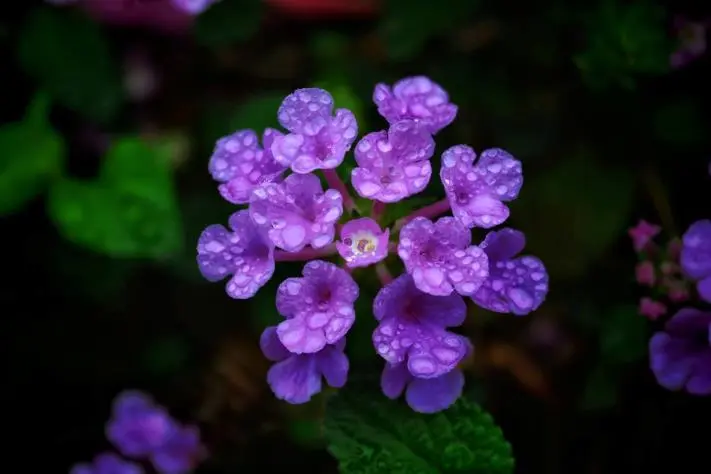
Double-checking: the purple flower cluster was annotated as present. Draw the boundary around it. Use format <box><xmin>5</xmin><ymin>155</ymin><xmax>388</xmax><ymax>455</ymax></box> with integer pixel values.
<box><xmin>70</xmin><ymin>391</ymin><xmax>204</xmax><ymax>474</ymax></box>
<box><xmin>643</xmin><ymin>166</ymin><xmax>711</xmax><ymax>396</ymax></box>
<box><xmin>198</xmin><ymin>76</ymin><xmax>549</xmax><ymax>413</ymax></box>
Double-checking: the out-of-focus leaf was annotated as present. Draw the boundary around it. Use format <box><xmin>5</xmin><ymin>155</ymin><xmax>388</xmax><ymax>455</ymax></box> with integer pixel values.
<box><xmin>309</xmin><ymin>31</ymin><xmax>349</xmax><ymax>63</ymax></box>
<box><xmin>202</xmin><ymin>93</ymin><xmax>286</xmax><ymax>148</ymax></box>
<box><xmin>510</xmin><ymin>150</ymin><xmax>635</xmax><ymax>278</ymax></box>
<box><xmin>325</xmin><ymin>380</ymin><xmax>515</xmax><ymax>473</ymax></box>
<box><xmin>143</xmin><ymin>336</ymin><xmax>189</xmax><ymax>376</ymax></box>
<box><xmin>48</xmin><ymin>137</ymin><xmax>182</xmax><ymax>259</ymax></box>
<box><xmin>194</xmin><ymin>0</ymin><xmax>262</xmax><ymax>47</ymax></box>
<box><xmin>599</xmin><ymin>305</ymin><xmax>648</xmax><ymax>365</ymax></box>
<box><xmin>288</xmin><ymin>418</ymin><xmax>325</xmax><ymax>449</ymax></box>
<box><xmin>380</xmin><ymin>0</ymin><xmax>479</xmax><ymax>61</ymax></box>
<box><xmin>653</xmin><ymin>99</ymin><xmax>706</xmax><ymax>147</ymax></box>
<box><xmin>17</xmin><ymin>7</ymin><xmax>123</xmax><ymax>122</ymax></box>
<box><xmin>580</xmin><ymin>364</ymin><xmax>618</xmax><ymax>411</ymax></box>
<box><xmin>0</xmin><ymin>94</ymin><xmax>64</xmax><ymax>216</ymax></box>
<box><xmin>574</xmin><ymin>1</ymin><xmax>671</xmax><ymax>90</ymax></box>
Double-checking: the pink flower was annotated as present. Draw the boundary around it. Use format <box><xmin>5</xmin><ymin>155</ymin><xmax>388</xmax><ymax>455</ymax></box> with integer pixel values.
<box><xmin>638</xmin><ymin>297</ymin><xmax>667</xmax><ymax>320</ymax></box>
<box><xmin>635</xmin><ymin>261</ymin><xmax>656</xmax><ymax>286</ymax></box>
<box><xmin>81</xmin><ymin>0</ymin><xmax>193</xmax><ymax>35</ymax></box>
<box><xmin>670</xmin><ymin>16</ymin><xmax>708</xmax><ymax>69</ymax></box>
<box><xmin>628</xmin><ymin>220</ymin><xmax>661</xmax><ymax>252</ymax></box>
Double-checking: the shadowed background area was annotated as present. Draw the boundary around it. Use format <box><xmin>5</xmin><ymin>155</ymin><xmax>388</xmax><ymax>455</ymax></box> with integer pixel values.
<box><xmin>1</xmin><ymin>0</ymin><xmax>710</xmax><ymax>472</ymax></box>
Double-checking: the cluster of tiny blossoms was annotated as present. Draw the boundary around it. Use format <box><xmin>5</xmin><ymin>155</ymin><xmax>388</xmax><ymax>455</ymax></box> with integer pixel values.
<box><xmin>71</xmin><ymin>391</ymin><xmax>204</xmax><ymax>474</ymax></box>
<box><xmin>197</xmin><ymin>76</ymin><xmax>550</xmax><ymax>413</ymax></box>
<box><xmin>634</xmin><ymin>165</ymin><xmax>711</xmax><ymax>396</ymax></box>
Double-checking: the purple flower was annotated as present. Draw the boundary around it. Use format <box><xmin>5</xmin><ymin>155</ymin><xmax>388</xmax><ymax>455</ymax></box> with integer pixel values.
<box><xmin>276</xmin><ymin>260</ymin><xmax>359</xmax><ymax>354</ymax></box>
<box><xmin>398</xmin><ymin>216</ymin><xmax>489</xmax><ymax>296</ymax></box>
<box><xmin>336</xmin><ymin>217</ymin><xmax>389</xmax><ymax>268</ymax></box>
<box><xmin>372</xmin><ymin>273</ymin><xmax>470</xmax><ymax>379</ymax></box>
<box><xmin>249</xmin><ymin>173</ymin><xmax>343</xmax><ymax>252</ymax></box>
<box><xmin>440</xmin><ymin>145</ymin><xmax>523</xmax><ymax>229</ymax></box>
<box><xmin>350</xmin><ymin>120</ymin><xmax>434</xmax><ymax>202</ymax></box>
<box><xmin>381</xmin><ymin>363</ymin><xmax>466</xmax><ymax>414</ymax></box>
<box><xmin>649</xmin><ymin>307</ymin><xmax>711</xmax><ymax>395</ymax></box>
<box><xmin>208</xmin><ymin>129</ymin><xmax>286</xmax><ymax>204</ymax></box>
<box><xmin>270</xmin><ymin>88</ymin><xmax>358</xmax><ymax>173</ymax></box>
<box><xmin>106</xmin><ymin>391</ymin><xmax>176</xmax><ymax>458</ymax></box>
<box><xmin>170</xmin><ymin>0</ymin><xmax>217</xmax><ymax>15</ymax></box>
<box><xmin>197</xmin><ymin>210</ymin><xmax>275</xmax><ymax>299</ymax></box>
<box><xmin>373</xmin><ymin>76</ymin><xmax>457</xmax><ymax>134</ymax></box>
<box><xmin>150</xmin><ymin>425</ymin><xmax>204</xmax><ymax>474</ymax></box>
<box><xmin>680</xmin><ymin>219</ymin><xmax>711</xmax><ymax>303</ymax></box>
<box><xmin>260</xmin><ymin>326</ymin><xmax>349</xmax><ymax>404</ymax></box>
<box><xmin>471</xmin><ymin>228</ymin><xmax>548</xmax><ymax>316</ymax></box>
<box><xmin>70</xmin><ymin>453</ymin><xmax>143</xmax><ymax>474</ymax></box>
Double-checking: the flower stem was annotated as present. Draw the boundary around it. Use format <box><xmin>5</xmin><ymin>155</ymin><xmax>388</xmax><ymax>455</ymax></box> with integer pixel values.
<box><xmin>275</xmin><ymin>244</ymin><xmax>337</xmax><ymax>262</ymax></box>
<box><xmin>322</xmin><ymin>169</ymin><xmax>356</xmax><ymax>213</ymax></box>
<box><xmin>375</xmin><ymin>263</ymin><xmax>393</xmax><ymax>285</ymax></box>
<box><xmin>394</xmin><ymin>198</ymin><xmax>450</xmax><ymax>231</ymax></box>
<box><xmin>371</xmin><ymin>201</ymin><xmax>386</xmax><ymax>222</ymax></box>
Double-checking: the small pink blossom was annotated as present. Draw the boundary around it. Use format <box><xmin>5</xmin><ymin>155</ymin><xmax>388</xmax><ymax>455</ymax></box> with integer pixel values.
<box><xmin>638</xmin><ymin>297</ymin><xmax>667</xmax><ymax>320</ymax></box>
<box><xmin>670</xmin><ymin>16</ymin><xmax>708</xmax><ymax>69</ymax></box>
<box><xmin>628</xmin><ymin>220</ymin><xmax>661</xmax><ymax>252</ymax></box>
<box><xmin>665</xmin><ymin>279</ymin><xmax>690</xmax><ymax>303</ymax></box>
<box><xmin>635</xmin><ymin>261</ymin><xmax>656</xmax><ymax>286</ymax></box>
<box><xmin>666</xmin><ymin>237</ymin><xmax>683</xmax><ymax>262</ymax></box>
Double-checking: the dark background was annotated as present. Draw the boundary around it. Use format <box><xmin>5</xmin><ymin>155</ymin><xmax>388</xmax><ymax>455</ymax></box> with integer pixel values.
<box><xmin>1</xmin><ymin>0</ymin><xmax>710</xmax><ymax>472</ymax></box>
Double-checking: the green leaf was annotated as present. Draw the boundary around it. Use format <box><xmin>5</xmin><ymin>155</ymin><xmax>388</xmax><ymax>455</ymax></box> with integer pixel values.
<box><xmin>599</xmin><ymin>305</ymin><xmax>648</xmax><ymax>365</ymax></box>
<box><xmin>202</xmin><ymin>93</ymin><xmax>285</xmax><ymax>148</ymax></box>
<box><xmin>509</xmin><ymin>151</ymin><xmax>635</xmax><ymax>278</ymax></box>
<box><xmin>653</xmin><ymin>99</ymin><xmax>706</xmax><ymax>147</ymax></box>
<box><xmin>48</xmin><ymin>137</ymin><xmax>182</xmax><ymax>259</ymax></box>
<box><xmin>380</xmin><ymin>0</ymin><xmax>479</xmax><ymax>61</ymax></box>
<box><xmin>574</xmin><ymin>1</ymin><xmax>671</xmax><ymax>90</ymax></box>
<box><xmin>325</xmin><ymin>381</ymin><xmax>514</xmax><ymax>474</ymax></box>
<box><xmin>17</xmin><ymin>7</ymin><xmax>123</xmax><ymax>122</ymax></box>
<box><xmin>0</xmin><ymin>95</ymin><xmax>64</xmax><ymax>216</ymax></box>
<box><xmin>288</xmin><ymin>418</ymin><xmax>325</xmax><ymax>449</ymax></box>
<box><xmin>194</xmin><ymin>0</ymin><xmax>262</xmax><ymax>47</ymax></box>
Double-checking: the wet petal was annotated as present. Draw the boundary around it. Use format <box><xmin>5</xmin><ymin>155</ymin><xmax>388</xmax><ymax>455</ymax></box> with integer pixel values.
<box><xmin>277</xmin><ymin>88</ymin><xmax>334</xmax><ymax>134</ymax></box>
<box><xmin>441</xmin><ymin>145</ymin><xmax>523</xmax><ymax>229</ymax></box>
<box><xmin>267</xmin><ymin>355</ymin><xmax>322</xmax><ymax>404</ymax></box>
<box><xmin>336</xmin><ymin>217</ymin><xmax>389</xmax><ymax>268</ymax></box>
<box><xmin>373</xmin><ymin>76</ymin><xmax>458</xmax><ymax>134</ymax></box>
<box><xmin>405</xmin><ymin>369</ymin><xmax>465</xmax><ymax>414</ymax></box>
<box><xmin>381</xmin><ymin>363</ymin><xmax>411</xmax><ymax>399</ymax></box>
<box><xmin>276</xmin><ymin>261</ymin><xmax>358</xmax><ymax>352</ymax></box>
<box><xmin>398</xmin><ymin>217</ymin><xmax>488</xmax><ymax>296</ymax></box>
<box><xmin>259</xmin><ymin>326</ymin><xmax>291</xmax><ymax>362</ymax></box>
<box><xmin>249</xmin><ymin>174</ymin><xmax>342</xmax><ymax>251</ymax></box>
<box><xmin>472</xmin><ymin>255</ymin><xmax>549</xmax><ymax>315</ymax></box>
<box><xmin>209</xmin><ymin>129</ymin><xmax>286</xmax><ymax>204</ymax></box>
<box><xmin>197</xmin><ymin>210</ymin><xmax>275</xmax><ymax>299</ymax></box>
<box><xmin>681</xmin><ymin>219</ymin><xmax>711</xmax><ymax>280</ymax></box>
<box><xmin>480</xmin><ymin>227</ymin><xmax>526</xmax><ymax>262</ymax></box>
<box><xmin>315</xmin><ymin>343</ymin><xmax>350</xmax><ymax>388</ymax></box>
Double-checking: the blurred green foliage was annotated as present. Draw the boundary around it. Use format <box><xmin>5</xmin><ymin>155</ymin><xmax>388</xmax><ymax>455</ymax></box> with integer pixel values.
<box><xmin>194</xmin><ymin>0</ymin><xmax>263</xmax><ymax>47</ymax></box>
<box><xmin>0</xmin><ymin>93</ymin><xmax>63</xmax><ymax>216</ymax></box>
<box><xmin>48</xmin><ymin>137</ymin><xmax>182</xmax><ymax>259</ymax></box>
<box><xmin>326</xmin><ymin>381</ymin><xmax>514</xmax><ymax>473</ymax></box>
<box><xmin>574</xmin><ymin>0</ymin><xmax>672</xmax><ymax>89</ymax></box>
<box><xmin>18</xmin><ymin>7</ymin><xmax>124</xmax><ymax>122</ymax></box>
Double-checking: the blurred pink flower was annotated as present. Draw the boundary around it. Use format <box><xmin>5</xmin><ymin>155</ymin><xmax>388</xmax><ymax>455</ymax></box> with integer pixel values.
<box><xmin>635</xmin><ymin>260</ymin><xmax>656</xmax><ymax>286</ymax></box>
<box><xmin>639</xmin><ymin>297</ymin><xmax>667</xmax><ymax>320</ymax></box>
<box><xmin>81</xmin><ymin>0</ymin><xmax>193</xmax><ymax>34</ymax></box>
<box><xmin>670</xmin><ymin>16</ymin><xmax>708</xmax><ymax>69</ymax></box>
<box><xmin>629</xmin><ymin>220</ymin><xmax>661</xmax><ymax>252</ymax></box>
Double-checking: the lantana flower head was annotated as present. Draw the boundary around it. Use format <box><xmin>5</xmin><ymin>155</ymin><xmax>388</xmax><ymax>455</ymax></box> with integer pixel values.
<box><xmin>70</xmin><ymin>453</ymin><xmax>143</xmax><ymax>474</ymax></box>
<box><xmin>198</xmin><ymin>77</ymin><xmax>549</xmax><ymax>412</ymax></box>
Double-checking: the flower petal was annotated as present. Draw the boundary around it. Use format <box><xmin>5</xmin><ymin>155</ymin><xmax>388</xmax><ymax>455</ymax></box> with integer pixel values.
<box><xmin>380</xmin><ymin>363</ymin><xmax>410</xmax><ymax>399</ymax></box>
<box><xmin>472</xmin><ymin>255</ymin><xmax>548</xmax><ymax>315</ymax></box>
<box><xmin>405</xmin><ymin>369</ymin><xmax>465</xmax><ymax>413</ymax></box>
<box><xmin>315</xmin><ymin>343</ymin><xmax>350</xmax><ymax>388</ymax></box>
<box><xmin>277</xmin><ymin>88</ymin><xmax>334</xmax><ymax>134</ymax></box>
<box><xmin>259</xmin><ymin>326</ymin><xmax>291</xmax><ymax>362</ymax></box>
<box><xmin>681</xmin><ymin>219</ymin><xmax>711</xmax><ymax>280</ymax></box>
<box><xmin>267</xmin><ymin>355</ymin><xmax>322</xmax><ymax>404</ymax></box>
